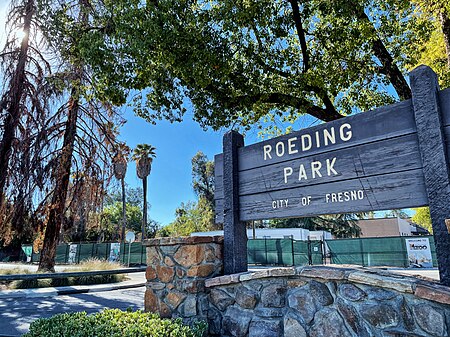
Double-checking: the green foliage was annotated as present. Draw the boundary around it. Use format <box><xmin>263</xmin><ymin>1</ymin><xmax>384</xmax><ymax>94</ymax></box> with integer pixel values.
<box><xmin>411</xmin><ymin>207</ymin><xmax>433</xmax><ymax>234</ymax></box>
<box><xmin>131</xmin><ymin>144</ymin><xmax>157</xmax><ymax>162</ymax></box>
<box><xmin>405</xmin><ymin>1</ymin><xmax>450</xmax><ymax>88</ymax></box>
<box><xmin>271</xmin><ymin>214</ymin><xmax>362</xmax><ymax>238</ymax></box>
<box><xmin>76</xmin><ymin>0</ymin><xmax>424</xmax><ymax>131</ymax></box>
<box><xmin>158</xmin><ymin>198</ymin><xmax>215</xmax><ymax>237</ymax></box>
<box><xmin>23</xmin><ymin>309</ymin><xmax>207</xmax><ymax>337</ymax></box>
<box><xmin>191</xmin><ymin>152</ymin><xmax>215</xmax><ymax>209</ymax></box>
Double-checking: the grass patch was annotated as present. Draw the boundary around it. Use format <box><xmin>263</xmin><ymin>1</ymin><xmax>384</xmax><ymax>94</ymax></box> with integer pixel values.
<box><xmin>8</xmin><ymin>259</ymin><xmax>127</xmax><ymax>289</ymax></box>
<box><xmin>23</xmin><ymin>309</ymin><xmax>207</xmax><ymax>337</ymax></box>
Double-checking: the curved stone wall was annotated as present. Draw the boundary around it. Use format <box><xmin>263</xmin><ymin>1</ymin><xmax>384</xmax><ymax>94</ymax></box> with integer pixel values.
<box><xmin>205</xmin><ymin>266</ymin><xmax>450</xmax><ymax>337</ymax></box>
<box><xmin>144</xmin><ymin>237</ymin><xmax>450</xmax><ymax>337</ymax></box>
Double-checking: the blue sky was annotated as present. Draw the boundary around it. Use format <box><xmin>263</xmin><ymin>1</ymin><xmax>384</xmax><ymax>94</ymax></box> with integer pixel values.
<box><xmin>0</xmin><ymin>2</ymin><xmax>411</xmax><ymax>226</ymax></box>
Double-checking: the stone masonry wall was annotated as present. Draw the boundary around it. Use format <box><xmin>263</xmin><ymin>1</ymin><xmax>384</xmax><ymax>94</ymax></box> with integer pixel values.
<box><xmin>205</xmin><ymin>266</ymin><xmax>450</xmax><ymax>337</ymax></box>
<box><xmin>145</xmin><ymin>237</ymin><xmax>450</xmax><ymax>337</ymax></box>
<box><xmin>144</xmin><ymin>236</ymin><xmax>223</xmax><ymax>324</ymax></box>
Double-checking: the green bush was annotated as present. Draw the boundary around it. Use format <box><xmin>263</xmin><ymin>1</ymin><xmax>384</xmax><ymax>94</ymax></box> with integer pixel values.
<box><xmin>23</xmin><ymin>309</ymin><xmax>207</xmax><ymax>337</ymax></box>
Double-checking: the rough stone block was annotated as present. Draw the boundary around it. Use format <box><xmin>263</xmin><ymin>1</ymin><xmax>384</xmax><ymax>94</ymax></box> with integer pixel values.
<box><xmin>209</xmin><ymin>288</ymin><xmax>235</xmax><ymax>311</ymax></box>
<box><xmin>336</xmin><ymin>298</ymin><xmax>370</xmax><ymax>337</ymax></box>
<box><xmin>268</xmin><ymin>267</ymin><xmax>296</xmax><ymax>277</ymax></box>
<box><xmin>284</xmin><ymin>314</ymin><xmax>307</xmax><ymax>337</ymax></box>
<box><xmin>415</xmin><ymin>283</ymin><xmax>450</xmax><ymax>305</ymax></box>
<box><xmin>145</xmin><ymin>289</ymin><xmax>159</xmax><ymax>313</ymax></box>
<box><xmin>412</xmin><ymin>303</ymin><xmax>447</xmax><ymax>336</ymax></box>
<box><xmin>147</xmin><ymin>282</ymin><xmax>165</xmax><ymax>290</ymax></box>
<box><xmin>146</xmin><ymin>246</ymin><xmax>162</xmax><ymax>265</ymax></box>
<box><xmin>187</xmin><ymin>263</ymin><xmax>216</xmax><ymax>278</ymax></box>
<box><xmin>261</xmin><ymin>284</ymin><xmax>287</xmax><ymax>308</ymax></box>
<box><xmin>310</xmin><ymin>308</ymin><xmax>353</xmax><ymax>337</ymax></box>
<box><xmin>146</xmin><ymin>266</ymin><xmax>157</xmax><ymax>281</ymax></box>
<box><xmin>173</xmin><ymin>245</ymin><xmax>205</xmax><ymax>267</ymax></box>
<box><xmin>249</xmin><ymin>319</ymin><xmax>283</xmax><ymax>337</ymax></box>
<box><xmin>297</xmin><ymin>266</ymin><xmax>348</xmax><ymax>281</ymax></box>
<box><xmin>156</xmin><ymin>265</ymin><xmax>175</xmax><ymax>283</ymax></box>
<box><xmin>360</xmin><ymin>303</ymin><xmax>399</xmax><ymax>329</ymax></box>
<box><xmin>222</xmin><ymin>306</ymin><xmax>252</xmax><ymax>337</ymax></box>
<box><xmin>348</xmin><ymin>271</ymin><xmax>414</xmax><ymax>293</ymax></box>
<box><xmin>235</xmin><ymin>286</ymin><xmax>258</xmax><ymax>309</ymax></box>
<box><xmin>166</xmin><ymin>290</ymin><xmax>187</xmax><ymax>309</ymax></box>
<box><xmin>338</xmin><ymin>283</ymin><xmax>366</xmax><ymax>302</ymax></box>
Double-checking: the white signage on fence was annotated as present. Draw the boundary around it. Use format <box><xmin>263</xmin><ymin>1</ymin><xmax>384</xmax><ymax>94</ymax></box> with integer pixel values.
<box><xmin>108</xmin><ymin>243</ymin><xmax>121</xmax><ymax>262</ymax></box>
<box><xmin>68</xmin><ymin>244</ymin><xmax>78</xmax><ymax>264</ymax></box>
<box><xmin>405</xmin><ymin>238</ymin><xmax>433</xmax><ymax>268</ymax></box>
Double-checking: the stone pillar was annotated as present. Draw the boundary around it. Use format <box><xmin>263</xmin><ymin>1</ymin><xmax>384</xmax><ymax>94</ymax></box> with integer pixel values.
<box><xmin>144</xmin><ymin>236</ymin><xmax>223</xmax><ymax>322</ymax></box>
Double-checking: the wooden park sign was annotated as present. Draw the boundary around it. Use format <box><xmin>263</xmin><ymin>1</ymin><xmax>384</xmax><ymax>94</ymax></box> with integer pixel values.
<box><xmin>214</xmin><ymin>66</ymin><xmax>450</xmax><ymax>286</ymax></box>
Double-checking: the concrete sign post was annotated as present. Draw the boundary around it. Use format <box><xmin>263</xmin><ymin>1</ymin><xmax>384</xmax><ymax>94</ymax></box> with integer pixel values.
<box><xmin>215</xmin><ymin>66</ymin><xmax>450</xmax><ymax>285</ymax></box>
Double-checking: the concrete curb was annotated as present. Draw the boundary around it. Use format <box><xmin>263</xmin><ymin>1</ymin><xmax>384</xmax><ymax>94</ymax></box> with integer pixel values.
<box><xmin>0</xmin><ymin>280</ymin><xmax>146</xmax><ymax>299</ymax></box>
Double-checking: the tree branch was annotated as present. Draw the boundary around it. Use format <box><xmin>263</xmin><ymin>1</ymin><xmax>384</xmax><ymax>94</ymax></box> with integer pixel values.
<box><xmin>352</xmin><ymin>4</ymin><xmax>411</xmax><ymax>100</ymax></box>
<box><xmin>229</xmin><ymin>92</ymin><xmax>343</xmax><ymax>121</ymax></box>
<box><xmin>288</xmin><ymin>0</ymin><xmax>309</xmax><ymax>72</ymax></box>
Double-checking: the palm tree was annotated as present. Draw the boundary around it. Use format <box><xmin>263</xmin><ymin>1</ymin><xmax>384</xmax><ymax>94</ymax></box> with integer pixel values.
<box><xmin>132</xmin><ymin>144</ymin><xmax>156</xmax><ymax>241</ymax></box>
<box><xmin>113</xmin><ymin>143</ymin><xmax>130</xmax><ymax>243</ymax></box>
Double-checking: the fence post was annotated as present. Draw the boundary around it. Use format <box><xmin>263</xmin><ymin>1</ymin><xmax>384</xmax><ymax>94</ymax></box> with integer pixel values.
<box><xmin>359</xmin><ymin>238</ymin><xmax>365</xmax><ymax>267</ymax></box>
<box><xmin>291</xmin><ymin>237</ymin><xmax>295</xmax><ymax>266</ymax></box>
<box><xmin>307</xmin><ymin>239</ymin><xmax>312</xmax><ymax>265</ymax></box>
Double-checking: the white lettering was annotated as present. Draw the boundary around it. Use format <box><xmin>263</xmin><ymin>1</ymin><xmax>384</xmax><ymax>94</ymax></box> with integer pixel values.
<box><xmin>325</xmin><ymin>189</ymin><xmax>365</xmax><ymax>203</ymax></box>
<box><xmin>340</xmin><ymin>123</ymin><xmax>352</xmax><ymax>142</ymax></box>
<box><xmin>288</xmin><ymin>137</ymin><xmax>298</xmax><ymax>155</ymax></box>
<box><xmin>284</xmin><ymin>167</ymin><xmax>293</xmax><ymax>184</ymax></box>
<box><xmin>276</xmin><ymin>142</ymin><xmax>285</xmax><ymax>157</ymax></box>
<box><xmin>301</xmin><ymin>134</ymin><xmax>312</xmax><ymax>151</ymax></box>
<box><xmin>315</xmin><ymin>131</ymin><xmax>321</xmax><ymax>148</ymax></box>
<box><xmin>323</xmin><ymin>127</ymin><xmax>336</xmax><ymax>146</ymax></box>
<box><xmin>263</xmin><ymin>145</ymin><xmax>272</xmax><ymax>160</ymax></box>
<box><xmin>326</xmin><ymin>157</ymin><xmax>338</xmax><ymax>176</ymax></box>
<box><xmin>311</xmin><ymin>161</ymin><xmax>322</xmax><ymax>179</ymax></box>
<box><xmin>298</xmin><ymin>164</ymin><xmax>308</xmax><ymax>181</ymax></box>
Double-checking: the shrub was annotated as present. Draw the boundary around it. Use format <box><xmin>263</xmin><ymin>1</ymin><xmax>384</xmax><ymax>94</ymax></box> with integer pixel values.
<box><xmin>23</xmin><ymin>309</ymin><xmax>207</xmax><ymax>337</ymax></box>
<box><xmin>11</xmin><ymin>259</ymin><xmax>126</xmax><ymax>289</ymax></box>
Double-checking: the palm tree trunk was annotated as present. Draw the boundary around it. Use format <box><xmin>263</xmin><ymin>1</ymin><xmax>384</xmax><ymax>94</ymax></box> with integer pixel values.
<box><xmin>38</xmin><ymin>92</ymin><xmax>79</xmax><ymax>272</ymax></box>
<box><xmin>142</xmin><ymin>176</ymin><xmax>147</xmax><ymax>241</ymax></box>
<box><xmin>121</xmin><ymin>178</ymin><xmax>126</xmax><ymax>243</ymax></box>
<box><xmin>0</xmin><ymin>0</ymin><xmax>34</xmax><ymax>209</ymax></box>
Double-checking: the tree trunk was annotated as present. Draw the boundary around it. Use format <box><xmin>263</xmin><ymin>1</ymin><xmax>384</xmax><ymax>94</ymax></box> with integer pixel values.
<box><xmin>38</xmin><ymin>93</ymin><xmax>79</xmax><ymax>272</ymax></box>
<box><xmin>351</xmin><ymin>4</ymin><xmax>411</xmax><ymax>101</ymax></box>
<box><xmin>121</xmin><ymin>178</ymin><xmax>126</xmax><ymax>243</ymax></box>
<box><xmin>0</xmin><ymin>0</ymin><xmax>34</xmax><ymax>209</ymax></box>
<box><xmin>142</xmin><ymin>176</ymin><xmax>147</xmax><ymax>241</ymax></box>
<box><xmin>440</xmin><ymin>11</ymin><xmax>450</xmax><ymax>67</ymax></box>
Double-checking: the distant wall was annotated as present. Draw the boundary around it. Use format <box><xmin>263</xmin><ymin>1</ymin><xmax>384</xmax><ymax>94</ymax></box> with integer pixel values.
<box><xmin>144</xmin><ymin>236</ymin><xmax>450</xmax><ymax>337</ymax></box>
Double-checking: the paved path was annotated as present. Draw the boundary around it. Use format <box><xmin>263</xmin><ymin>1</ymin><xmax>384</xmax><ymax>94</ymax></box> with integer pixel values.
<box><xmin>0</xmin><ymin>286</ymin><xmax>145</xmax><ymax>337</ymax></box>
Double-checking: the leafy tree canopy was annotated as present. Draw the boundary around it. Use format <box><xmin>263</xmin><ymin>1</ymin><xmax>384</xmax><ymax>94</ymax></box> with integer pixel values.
<box><xmin>158</xmin><ymin>198</ymin><xmax>215</xmax><ymax>237</ymax></box>
<box><xmin>411</xmin><ymin>207</ymin><xmax>433</xmax><ymax>234</ymax></box>
<box><xmin>191</xmin><ymin>151</ymin><xmax>214</xmax><ymax>209</ymax></box>
<box><xmin>74</xmin><ymin>0</ymin><xmax>433</xmax><ymax>132</ymax></box>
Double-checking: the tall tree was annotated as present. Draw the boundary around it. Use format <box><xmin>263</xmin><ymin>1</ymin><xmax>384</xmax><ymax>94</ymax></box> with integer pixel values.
<box><xmin>191</xmin><ymin>151</ymin><xmax>215</xmax><ymax>209</ymax></box>
<box><xmin>112</xmin><ymin>143</ymin><xmax>130</xmax><ymax>242</ymax></box>
<box><xmin>132</xmin><ymin>144</ymin><xmax>156</xmax><ymax>242</ymax></box>
<box><xmin>77</xmin><ymin>0</ymin><xmax>419</xmax><ymax>131</ymax></box>
<box><xmin>36</xmin><ymin>0</ymin><xmax>123</xmax><ymax>272</ymax></box>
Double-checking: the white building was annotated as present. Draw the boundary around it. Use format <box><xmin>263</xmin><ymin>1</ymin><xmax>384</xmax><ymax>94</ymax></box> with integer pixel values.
<box><xmin>190</xmin><ymin>228</ymin><xmax>332</xmax><ymax>241</ymax></box>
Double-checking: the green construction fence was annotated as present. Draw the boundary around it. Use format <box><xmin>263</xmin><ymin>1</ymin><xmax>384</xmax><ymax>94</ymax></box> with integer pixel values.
<box><xmin>325</xmin><ymin>236</ymin><xmax>437</xmax><ymax>267</ymax></box>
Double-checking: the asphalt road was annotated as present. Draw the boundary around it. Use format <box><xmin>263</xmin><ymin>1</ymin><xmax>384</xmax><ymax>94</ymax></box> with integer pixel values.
<box><xmin>0</xmin><ymin>286</ymin><xmax>146</xmax><ymax>337</ymax></box>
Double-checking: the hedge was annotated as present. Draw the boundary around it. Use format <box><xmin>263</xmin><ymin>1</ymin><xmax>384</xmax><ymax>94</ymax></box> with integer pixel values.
<box><xmin>23</xmin><ymin>309</ymin><xmax>207</xmax><ymax>337</ymax></box>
